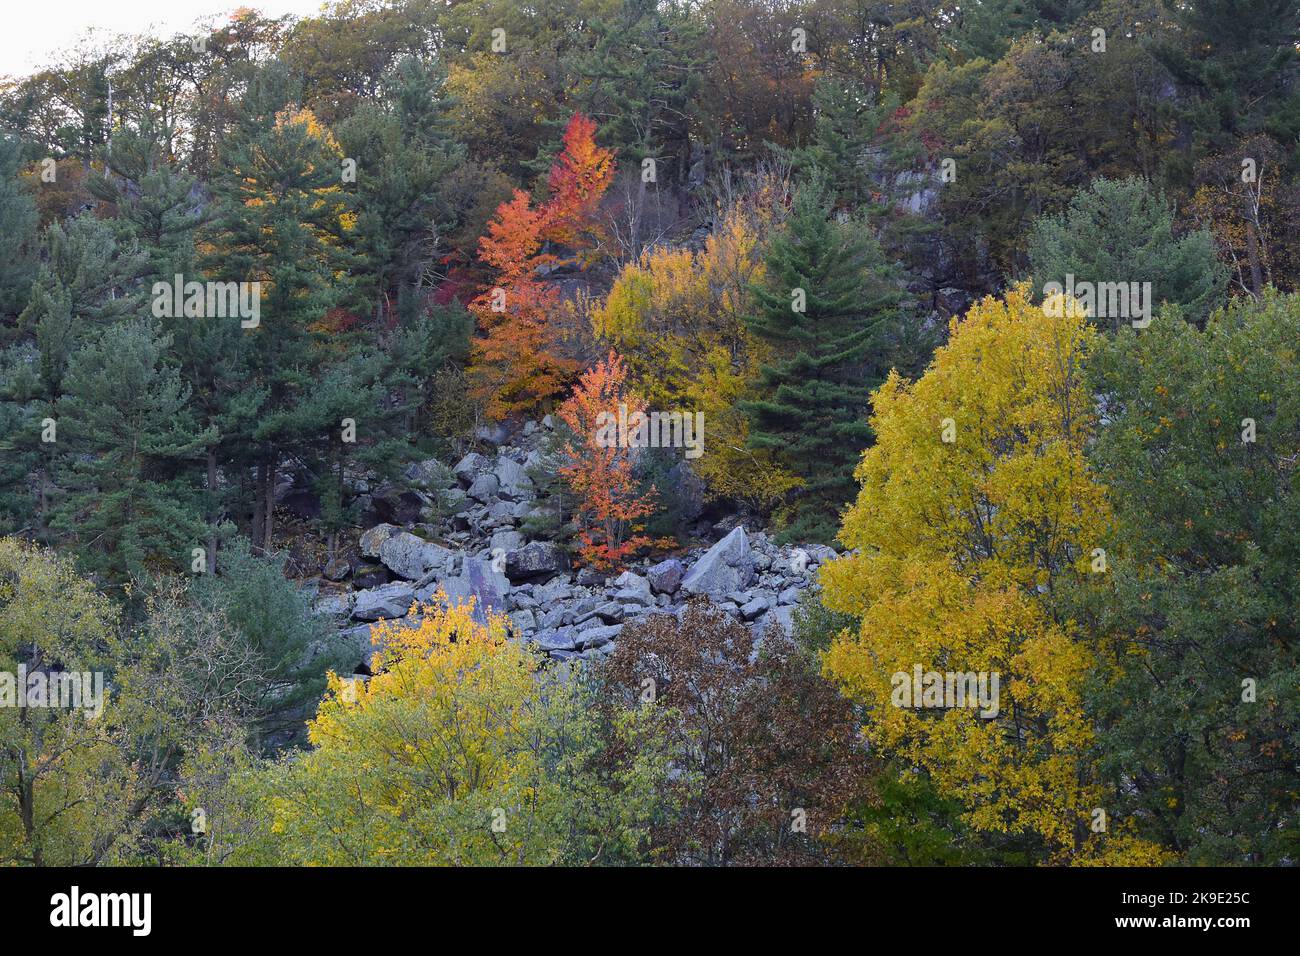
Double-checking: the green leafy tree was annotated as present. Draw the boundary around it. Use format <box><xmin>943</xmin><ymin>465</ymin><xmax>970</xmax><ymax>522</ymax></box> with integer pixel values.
<box><xmin>0</xmin><ymin>538</ymin><xmax>123</xmax><ymax>866</ymax></box>
<box><xmin>1063</xmin><ymin>293</ymin><xmax>1300</xmax><ymax>863</ymax></box>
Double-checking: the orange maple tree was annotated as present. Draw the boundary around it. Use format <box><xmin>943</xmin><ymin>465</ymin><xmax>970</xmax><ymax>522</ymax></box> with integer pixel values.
<box><xmin>469</xmin><ymin>112</ymin><xmax>615</xmax><ymax>420</ymax></box>
<box><xmin>557</xmin><ymin>351</ymin><xmax>671</xmax><ymax>570</ymax></box>
<box><xmin>545</xmin><ymin>111</ymin><xmax>615</xmax><ymax>255</ymax></box>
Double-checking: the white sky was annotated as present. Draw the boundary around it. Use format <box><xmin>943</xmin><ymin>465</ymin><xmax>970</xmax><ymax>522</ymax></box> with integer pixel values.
<box><xmin>1</xmin><ymin>1</ymin><xmax>331</xmax><ymax>79</ymax></box>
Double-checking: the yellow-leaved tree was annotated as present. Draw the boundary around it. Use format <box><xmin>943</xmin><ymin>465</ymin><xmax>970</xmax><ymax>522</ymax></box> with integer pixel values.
<box><xmin>253</xmin><ymin>592</ymin><xmax>673</xmax><ymax>865</ymax></box>
<box><xmin>820</xmin><ymin>285</ymin><xmax>1160</xmax><ymax>863</ymax></box>
<box><xmin>591</xmin><ymin>194</ymin><xmax>800</xmax><ymax>509</ymax></box>
<box><xmin>262</xmin><ymin>595</ymin><xmax>561</xmax><ymax>865</ymax></box>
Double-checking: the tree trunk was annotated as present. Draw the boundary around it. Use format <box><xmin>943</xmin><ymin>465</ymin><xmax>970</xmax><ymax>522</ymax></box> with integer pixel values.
<box><xmin>206</xmin><ymin>448</ymin><xmax>219</xmax><ymax>574</ymax></box>
<box><xmin>1245</xmin><ymin>219</ymin><xmax>1264</xmax><ymax>297</ymax></box>
<box><xmin>262</xmin><ymin>462</ymin><xmax>276</xmax><ymax>554</ymax></box>
<box><xmin>250</xmin><ymin>461</ymin><xmax>264</xmax><ymax>555</ymax></box>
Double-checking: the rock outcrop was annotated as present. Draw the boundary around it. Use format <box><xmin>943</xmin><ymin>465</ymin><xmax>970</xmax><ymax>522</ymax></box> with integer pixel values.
<box><xmin>312</xmin><ymin>421</ymin><xmax>838</xmax><ymax>671</ymax></box>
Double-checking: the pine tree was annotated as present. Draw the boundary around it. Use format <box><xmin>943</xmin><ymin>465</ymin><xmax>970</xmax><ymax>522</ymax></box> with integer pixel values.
<box><xmin>19</xmin><ymin>215</ymin><xmax>147</xmax><ymax>401</ymax></box>
<box><xmin>786</xmin><ymin>77</ymin><xmax>896</xmax><ymax>213</ymax></box>
<box><xmin>86</xmin><ymin>122</ymin><xmax>206</xmax><ymax>282</ymax></box>
<box><xmin>52</xmin><ymin>319</ymin><xmax>214</xmax><ymax>584</ymax></box>
<box><xmin>741</xmin><ymin>183</ymin><xmax>902</xmax><ymax>543</ymax></box>
<box><xmin>202</xmin><ymin>64</ymin><xmax>358</xmax><ymax>553</ymax></box>
<box><xmin>0</xmin><ymin>134</ymin><xmax>38</xmax><ymax>319</ymax></box>
<box><xmin>337</xmin><ymin>56</ymin><xmax>464</xmax><ymax>325</ymax></box>
<box><xmin>1027</xmin><ymin>176</ymin><xmax>1227</xmax><ymax>328</ymax></box>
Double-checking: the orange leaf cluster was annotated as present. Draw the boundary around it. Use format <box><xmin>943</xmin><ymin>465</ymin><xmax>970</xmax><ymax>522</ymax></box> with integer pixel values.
<box><xmin>469</xmin><ymin>113</ymin><xmax>614</xmax><ymax>420</ymax></box>
<box><xmin>557</xmin><ymin>351</ymin><xmax>670</xmax><ymax>570</ymax></box>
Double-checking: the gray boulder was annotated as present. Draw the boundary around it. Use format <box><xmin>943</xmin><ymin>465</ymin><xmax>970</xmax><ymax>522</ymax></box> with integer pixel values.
<box><xmin>759</xmin><ymin>604</ymin><xmax>796</xmax><ymax>637</ymax></box>
<box><xmin>378</xmin><ymin>532</ymin><xmax>456</xmax><ymax>581</ymax></box>
<box><xmin>404</xmin><ymin>458</ymin><xmax>451</xmax><ymax>489</ymax></box>
<box><xmin>805</xmin><ymin>544</ymin><xmax>838</xmax><ymax>564</ymax></box>
<box><xmin>680</xmin><ymin>526</ymin><xmax>754</xmax><ymax>598</ymax></box>
<box><xmin>359</xmin><ymin>523</ymin><xmax>403</xmax><ymax>559</ymax></box>
<box><xmin>352</xmin><ymin>582</ymin><xmax>416</xmax><ymax>621</ymax></box>
<box><xmin>594</xmin><ymin>602</ymin><xmax>625</xmax><ymax>624</ymax></box>
<box><xmin>453</xmin><ymin>452</ymin><xmax>489</xmax><ymax>486</ymax></box>
<box><xmin>313</xmin><ymin>592</ymin><xmax>354</xmax><ymax>617</ymax></box>
<box><xmin>466</xmin><ymin>472</ymin><xmax>500</xmax><ymax>503</ymax></box>
<box><xmin>647</xmin><ymin>557</ymin><xmax>684</xmax><ymax>595</ymax></box>
<box><xmin>494</xmin><ymin>458</ymin><xmax>534</xmax><ymax>500</ymax></box>
<box><xmin>575</xmin><ymin>624</ymin><xmax>622</xmax><ymax>650</ymax></box>
<box><xmin>612</xmin><ymin>570</ymin><xmax>654</xmax><ymax>606</ymax></box>
<box><xmin>534</xmin><ymin>576</ymin><xmax>574</xmax><ymax>604</ymax></box>
<box><xmin>490</xmin><ymin>530</ymin><xmax>525</xmax><ymax>553</ymax></box>
<box><xmin>531</xmin><ymin>629</ymin><xmax>577</xmax><ymax>653</ymax></box>
<box><xmin>506</xmin><ymin>541</ymin><xmax>570</xmax><ymax>581</ymax></box>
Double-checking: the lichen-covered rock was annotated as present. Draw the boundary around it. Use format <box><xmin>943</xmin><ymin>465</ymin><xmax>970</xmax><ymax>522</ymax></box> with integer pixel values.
<box><xmin>506</xmin><ymin>541</ymin><xmax>569</xmax><ymax>581</ymax></box>
<box><xmin>359</xmin><ymin>523</ymin><xmax>402</xmax><ymax>558</ymax></box>
<box><xmin>378</xmin><ymin>532</ymin><xmax>456</xmax><ymax>581</ymax></box>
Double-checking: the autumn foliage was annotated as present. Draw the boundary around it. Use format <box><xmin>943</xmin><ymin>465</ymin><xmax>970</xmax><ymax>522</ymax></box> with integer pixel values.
<box><xmin>469</xmin><ymin>113</ymin><xmax>615</xmax><ymax>420</ymax></box>
<box><xmin>556</xmin><ymin>350</ymin><xmax>670</xmax><ymax>569</ymax></box>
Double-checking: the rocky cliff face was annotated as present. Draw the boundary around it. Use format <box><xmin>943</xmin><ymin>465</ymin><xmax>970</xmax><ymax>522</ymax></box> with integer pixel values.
<box><xmin>309</xmin><ymin>420</ymin><xmax>838</xmax><ymax>672</ymax></box>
